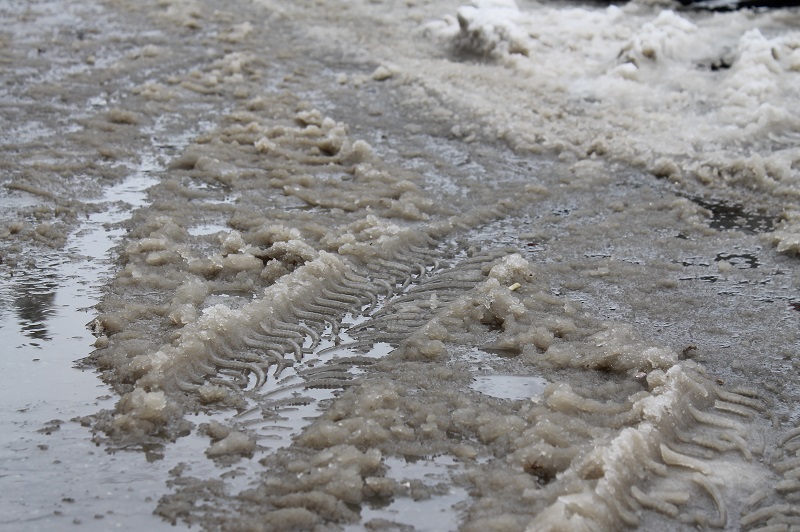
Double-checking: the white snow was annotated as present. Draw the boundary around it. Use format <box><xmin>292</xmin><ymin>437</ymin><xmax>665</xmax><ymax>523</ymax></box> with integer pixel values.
<box><xmin>425</xmin><ymin>0</ymin><xmax>800</xmax><ymax>196</ymax></box>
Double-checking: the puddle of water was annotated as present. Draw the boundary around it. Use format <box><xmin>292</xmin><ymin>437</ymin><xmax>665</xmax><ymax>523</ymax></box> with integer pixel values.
<box><xmin>715</xmin><ymin>252</ymin><xmax>759</xmax><ymax>269</ymax></box>
<box><xmin>346</xmin><ymin>455</ymin><xmax>469</xmax><ymax>531</ymax></box>
<box><xmin>470</xmin><ymin>375</ymin><xmax>549</xmax><ymax>401</ymax></box>
<box><xmin>0</xmin><ymin>122</ymin><xmax>221</xmax><ymax>529</ymax></box>
<box><xmin>691</xmin><ymin>197</ymin><xmax>775</xmax><ymax>234</ymax></box>
<box><xmin>0</xmin><ymin>189</ymin><xmax>42</xmax><ymax>216</ymax></box>
<box><xmin>188</xmin><ymin>223</ymin><xmax>229</xmax><ymax>236</ymax></box>
<box><xmin>229</xmin><ymin>324</ymin><xmax>396</xmax><ymax>454</ymax></box>
<box><xmin>457</xmin><ymin>347</ymin><xmax>549</xmax><ymax>401</ymax></box>
<box><xmin>0</xmin><ymin>165</ymin><xmax>180</xmax><ymax>531</ymax></box>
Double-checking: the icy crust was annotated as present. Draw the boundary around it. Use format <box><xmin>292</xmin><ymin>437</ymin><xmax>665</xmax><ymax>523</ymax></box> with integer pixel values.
<box><xmin>395</xmin><ymin>254</ymin><xmax>678</xmax><ymax>374</ymax></box>
<box><xmin>434</xmin><ymin>259</ymin><xmax>770</xmax><ymax>530</ymax></box>
<box><xmin>110</xmin><ymin>389</ymin><xmax>188</xmax><ymax>442</ymax></box>
<box><xmin>425</xmin><ymin>1</ymin><xmax>800</xmax><ymax>197</ymax></box>
<box><xmin>85</xmin><ymin>101</ymin><xmax>433</xmax><ymax>429</ymax></box>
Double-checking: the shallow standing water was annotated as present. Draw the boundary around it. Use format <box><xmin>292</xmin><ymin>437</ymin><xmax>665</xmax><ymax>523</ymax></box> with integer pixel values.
<box><xmin>0</xmin><ymin>168</ymin><xmax>174</xmax><ymax>530</ymax></box>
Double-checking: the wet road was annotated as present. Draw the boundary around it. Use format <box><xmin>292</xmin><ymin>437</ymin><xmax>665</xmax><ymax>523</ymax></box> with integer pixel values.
<box><xmin>2</xmin><ymin>0</ymin><xmax>800</xmax><ymax>530</ymax></box>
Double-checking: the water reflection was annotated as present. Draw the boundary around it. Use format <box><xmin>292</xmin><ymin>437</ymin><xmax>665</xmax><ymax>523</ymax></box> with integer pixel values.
<box><xmin>1</xmin><ymin>263</ymin><xmax>59</xmax><ymax>343</ymax></box>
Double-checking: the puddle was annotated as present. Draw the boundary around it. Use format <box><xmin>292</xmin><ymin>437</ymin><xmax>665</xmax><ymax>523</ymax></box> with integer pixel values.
<box><xmin>230</xmin><ymin>321</ymin><xmax>397</xmax><ymax>455</ymax></box>
<box><xmin>691</xmin><ymin>197</ymin><xmax>775</xmax><ymax>234</ymax></box>
<box><xmin>715</xmin><ymin>252</ymin><xmax>759</xmax><ymax>269</ymax></box>
<box><xmin>0</xmin><ymin>117</ymin><xmax>220</xmax><ymax>529</ymax></box>
<box><xmin>0</xmin><ymin>166</ymin><xmax>179</xmax><ymax>530</ymax></box>
<box><xmin>188</xmin><ymin>223</ymin><xmax>230</xmax><ymax>236</ymax></box>
<box><xmin>455</xmin><ymin>347</ymin><xmax>549</xmax><ymax>401</ymax></box>
<box><xmin>470</xmin><ymin>375</ymin><xmax>549</xmax><ymax>401</ymax></box>
<box><xmin>345</xmin><ymin>455</ymin><xmax>469</xmax><ymax>532</ymax></box>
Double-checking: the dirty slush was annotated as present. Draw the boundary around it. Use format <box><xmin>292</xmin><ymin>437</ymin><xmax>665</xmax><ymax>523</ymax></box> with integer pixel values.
<box><xmin>2</xmin><ymin>0</ymin><xmax>800</xmax><ymax>530</ymax></box>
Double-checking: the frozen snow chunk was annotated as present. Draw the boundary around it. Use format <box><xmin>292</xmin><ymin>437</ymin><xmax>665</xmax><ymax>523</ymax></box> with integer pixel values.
<box><xmin>476</xmin><ymin>413</ymin><xmax>526</xmax><ymax>443</ymax></box>
<box><xmin>311</xmin><ymin>445</ymin><xmax>382</xmax><ymax>472</ymax></box>
<box><xmin>769</xmin><ymin>212</ymin><xmax>800</xmax><ymax>255</ymax></box>
<box><xmin>107</xmin><ymin>108</ymin><xmax>140</xmax><ymax>125</ymax></box>
<box><xmin>173</xmin><ymin>277</ymin><xmax>210</xmax><ymax>305</ymax></box>
<box><xmin>169</xmin><ymin>303</ymin><xmax>198</xmax><ymax>326</ymax></box>
<box><xmin>220</xmin><ymin>230</ymin><xmax>246</xmax><ymax>254</ymax></box>
<box><xmin>723</xmin><ymin>29</ymin><xmax>792</xmax><ymax>108</ymax></box>
<box><xmin>203</xmin><ymin>420</ymin><xmax>230</xmax><ymax>440</ymax></box>
<box><xmin>141</xmin><ymin>44</ymin><xmax>161</xmax><ymax>58</ymax></box>
<box><xmin>421</xmin><ymin>14</ymin><xmax>460</xmax><ymax>42</ymax></box>
<box><xmin>93</xmin><ymin>335</ymin><xmax>109</xmax><ymax>349</ymax></box>
<box><xmin>481</xmin><ymin>278</ymin><xmax>526</xmax><ymax>317</ymax></box>
<box><xmin>145</xmin><ymin>250</ymin><xmax>182</xmax><ymax>266</ymax></box>
<box><xmin>254</xmin><ymin>136</ymin><xmax>277</xmax><ymax>153</ymax></box>
<box><xmin>133</xmin><ymin>82</ymin><xmax>175</xmax><ymax>102</ymax></box>
<box><xmin>266</xmin><ymin>239</ymin><xmax>319</xmax><ymax>263</ymax></box>
<box><xmin>318</xmin><ymin>123</ymin><xmax>348</xmax><ymax>154</ymax></box>
<box><xmin>320</xmin><ymin>117</ymin><xmax>337</xmax><ymax>131</ymax></box>
<box><xmin>194</xmin><ymin>156</ymin><xmax>241</xmax><ymax>184</ymax></box>
<box><xmin>197</xmin><ymin>384</ymin><xmax>230</xmax><ymax>404</ymax></box>
<box><xmin>118</xmin><ymin>389</ymin><xmax>171</xmax><ymax>421</ymax></box>
<box><xmin>323</xmin><ymin>215</ymin><xmax>406</xmax><ymax>252</ymax></box>
<box><xmin>573</xmin><ymin>324</ymin><xmax>679</xmax><ymax>372</ymax></box>
<box><xmin>207</xmin><ymin>430</ymin><xmax>255</xmax><ymax>457</ymax></box>
<box><xmin>200</xmin><ymin>303</ymin><xmax>238</xmax><ymax>324</ymax></box>
<box><xmin>417</xmin><ymin>338</ymin><xmax>446</xmax><ymax>359</ymax></box>
<box><xmin>341</xmin><ymin>139</ymin><xmax>373</xmax><ymax>165</ymax></box>
<box><xmin>487</xmin><ymin>253</ymin><xmax>534</xmax><ymax>285</ymax></box>
<box><xmin>544</xmin><ymin>324</ymin><xmax>678</xmax><ymax>372</ymax></box>
<box><xmin>126</xmin><ymin>238</ymin><xmax>168</xmax><ymax>255</ymax></box>
<box><xmin>455</xmin><ymin>0</ymin><xmax>528</xmax><ymax>57</ymax></box>
<box><xmin>640</xmin><ymin>346</ymin><xmax>677</xmax><ymax>369</ymax></box>
<box><xmin>652</xmin><ymin>158</ymin><xmax>680</xmax><ymax>180</ymax></box>
<box><xmin>221</xmin><ymin>21</ymin><xmax>253</xmax><ymax>43</ymax></box>
<box><xmin>734</xmin><ymin>29</ymin><xmax>784</xmax><ymax>77</ymax></box>
<box><xmin>617</xmin><ymin>9</ymin><xmax>697</xmax><ymax>67</ymax></box>
<box><xmin>109</xmin><ymin>387</ymin><xmax>185</xmax><ymax>439</ymax></box>
<box><xmin>772</xmin><ymin>232</ymin><xmax>800</xmax><ymax>254</ymax></box>
<box><xmin>296</xmin><ymin>109</ymin><xmax>324</xmax><ymax>127</ymax></box>
<box><xmin>187</xmin><ymin>257</ymin><xmax>224</xmax><ymax>277</ymax></box>
<box><xmin>250</xmin><ymin>224</ymin><xmax>302</xmax><ymax>246</ymax></box>
<box><xmin>609</xmin><ymin>61</ymin><xmax>639</xmax><ymax>80</ymax></box>
<box><xmin>371</xmin><ymin>65</ymin><xmax>397</xmax><ymax>81</ymax></box>
<box><xmin>222</xmin><ymin>253</ymin><xmax>262</xmax><ymax>272</ymax></box>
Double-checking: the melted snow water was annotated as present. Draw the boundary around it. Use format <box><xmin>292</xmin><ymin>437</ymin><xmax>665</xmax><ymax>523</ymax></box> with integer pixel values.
<box><xmin>345</xmin><ymin>455</ymin><xmax>470</xmax><ymax>532</ymax></box>
<box><xmin>0</xmin><ymin>169</ymin><xmax>183</xmax><ymax>530</ymax></box>
<box><xmin>471</xmin><ymin>375</ymin><xmax>549</xmax><ymax>401</ymax></box>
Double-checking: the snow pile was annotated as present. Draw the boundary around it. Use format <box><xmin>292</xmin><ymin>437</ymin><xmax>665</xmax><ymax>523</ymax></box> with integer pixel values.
<box><xmin>426</xmin><ymin>0</ymin><xmax>800</xmax><ymax>197</ymax></box>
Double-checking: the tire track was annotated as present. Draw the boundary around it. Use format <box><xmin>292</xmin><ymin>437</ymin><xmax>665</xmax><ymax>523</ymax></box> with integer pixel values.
<box><xmin>200</xmin><ymin>243</ymin><xmax>521</xmax><ymax>454</ymax></box>
<box><xmin>87</xmin><ymin>90</ymin><xmax>518</xmax><ymax>442</ymax></box>
<box><xmin>741</xmin><ymin>423</ymin><xmax>800</xmax><ymax>531</ymax></box>
<box><xmin>155</xmin><ymin>246</ymin><xmax>783</xmax><ymax>530</ymax></box>
<box><xmin>153</xmin><ymin>206</ymin><xmax>512</xmax><ymax>402</ymax></box>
